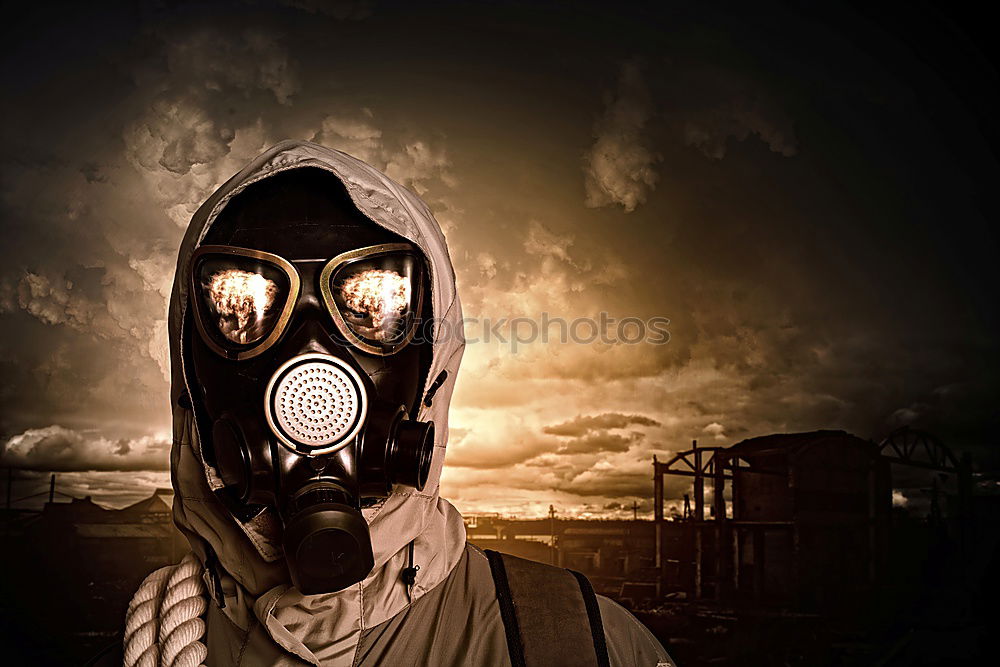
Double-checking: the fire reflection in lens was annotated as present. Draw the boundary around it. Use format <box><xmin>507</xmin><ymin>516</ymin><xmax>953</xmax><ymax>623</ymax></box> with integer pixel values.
<box><xmin>339</xmin><ymin>269</ymin><xmax>410</xmax><ymax>341</ymax></box>
<box><xmin>207</xmin><ymin>269</ymin><xmax>279</xmax><ymax>344</ymax></box>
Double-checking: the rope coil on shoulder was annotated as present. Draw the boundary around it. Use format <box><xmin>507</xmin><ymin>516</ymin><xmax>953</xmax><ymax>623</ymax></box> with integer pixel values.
<box><xmin>124</xmin><ymin>553</ymin><xmax>209</xmax><ymax>667</ymax></box>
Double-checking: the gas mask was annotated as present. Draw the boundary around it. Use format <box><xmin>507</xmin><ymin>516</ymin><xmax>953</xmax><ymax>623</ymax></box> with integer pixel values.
<box><xmin>184</xmin><ymin>168</ymin><xmax>434</xmax><ymax>594</ymax></box>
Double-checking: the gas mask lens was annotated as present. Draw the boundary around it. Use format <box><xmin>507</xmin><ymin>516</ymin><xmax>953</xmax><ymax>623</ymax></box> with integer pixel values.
<box><xmin>321</xmin><ymin>245</ymin><xmax>425</xmax><ymax>355</ymax></box>
<box><xmin>190</xmin><ymin>243</ymin><xmax>423</xmax><ymax>359</ymax></box>
<box><xmin>190</xmin><ymin>247</ymin><xmax>298</xmax><ymax>360</ymax></box>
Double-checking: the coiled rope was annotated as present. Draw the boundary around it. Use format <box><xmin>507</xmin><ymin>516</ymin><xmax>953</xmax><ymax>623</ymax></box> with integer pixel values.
<box><xmin>124</xmin><ymin>553</ymin><xmax>209</xmax><ymax>667</ymax></box>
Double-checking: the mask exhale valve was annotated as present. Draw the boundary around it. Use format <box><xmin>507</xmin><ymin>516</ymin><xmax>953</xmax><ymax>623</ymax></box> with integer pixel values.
<box><xmin>265</xmin><ymin>354</ymin><xmax>369</xmax><ymax>456</ymax></box>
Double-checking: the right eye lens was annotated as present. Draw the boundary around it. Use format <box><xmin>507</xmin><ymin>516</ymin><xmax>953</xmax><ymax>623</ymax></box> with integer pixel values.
<box><xmin>206</xmin><ymin>268</ymin><xmax>280</xmax><ymax>344</ymax></box>
<box><xmin>194</xmin><ymin>254</ymin><xmax>291</xmax><ymax>350</ymax></box>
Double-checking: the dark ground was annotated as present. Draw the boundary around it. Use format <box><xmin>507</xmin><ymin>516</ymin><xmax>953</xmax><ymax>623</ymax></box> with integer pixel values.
<box><xmin>2</xmin><ymin>509</ymin><xmax>998</xmax><ymax>665</ymax></box>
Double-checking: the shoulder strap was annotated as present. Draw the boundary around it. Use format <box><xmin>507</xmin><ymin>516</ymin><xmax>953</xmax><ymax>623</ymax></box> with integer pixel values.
<box><xmin>485</xmin><ymin>549</ymin><xmax>610</xmax><ymax>667</ymax></box>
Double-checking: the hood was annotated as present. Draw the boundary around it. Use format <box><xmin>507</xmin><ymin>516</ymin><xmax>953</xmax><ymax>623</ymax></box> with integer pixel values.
<box><xmin>166</xmin><ymin>140</ymin><xmax>466</xmax><ymax>663</ymax></box>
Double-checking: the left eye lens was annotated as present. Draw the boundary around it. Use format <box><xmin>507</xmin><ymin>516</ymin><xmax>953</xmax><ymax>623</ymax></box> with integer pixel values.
<box><xmin>194</xmin><ymin>254</ymin><xmax>291</xmax><ymax>350</ymax></box>
<box><xmin>327</xmin><ymin>252</ymin><xmax>423</xmax><ymax>353</ymax></box>
<box><xmin>338</xmin><ymin>269</ymin><xmax>412</xmax><ymax>342</ymax></box>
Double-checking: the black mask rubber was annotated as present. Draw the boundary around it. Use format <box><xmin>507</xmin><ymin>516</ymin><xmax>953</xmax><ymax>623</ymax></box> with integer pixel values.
<box><xmin>186</xmin><ymin>167</ymin><xmax>434</xmax><ymax>594</ymax></box>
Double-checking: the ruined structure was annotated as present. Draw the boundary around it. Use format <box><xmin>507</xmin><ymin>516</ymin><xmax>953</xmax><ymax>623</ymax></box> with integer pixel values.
<box><xmin>653</xmin><ymin>428</ymin><xmax>974</xmax><ymax>612</ymax></box>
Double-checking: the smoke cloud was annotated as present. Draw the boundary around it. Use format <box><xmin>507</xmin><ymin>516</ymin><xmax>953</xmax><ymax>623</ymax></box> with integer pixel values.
<box><xmin>583</xmin><ymin>60</ymin><xmax>660</xmax><ymax>212</ymax></box>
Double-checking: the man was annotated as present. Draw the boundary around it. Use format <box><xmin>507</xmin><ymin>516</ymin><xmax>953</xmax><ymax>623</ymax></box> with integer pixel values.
<box><xmin>119</xmin><ymin>141</ymin><xmax>674</xmax><ymax>666</ymax></box>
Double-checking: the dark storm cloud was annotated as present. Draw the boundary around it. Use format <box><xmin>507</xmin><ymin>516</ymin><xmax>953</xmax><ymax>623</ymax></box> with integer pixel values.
<box><xmin>671</xmin><ymin>66</ymin><xmax>798</xmax><ymax>160</ymax></box>
<box><xmin>448</xmin><ymin>414</ymin><xmax>656</xmax><ymax>470</ymax></box>
<box><xmin>554</xmin><ymin>432</ymin><xmax>644</xmax><ymax>455</ymax></box>
<box><xmin>1</xmin><ymin>426</ymin><xmax>170</xmax><ymax>472</ymax></box>
<box><xmin>583</xmin><ymin>59</ymin><xmax>660</xmax><ymax>212</ymax></box>
<box><xmin>507</xmin><ymin>450</ymin><xmax>692</xmax><ymax>501</ymax></box>
<box><xmin>80</xmin><ymin>162</ymin><xmax>108</xmax><ymax>183</ymax></box>
<box><xmin>274</xmin><ymin>0</ymin><xmax>374</xmax><ymax>20</ymax></box>
<box><xmin>555</xmin><ymin>468</ymin><xmax>664</xmax><ymax>499</ymax></box>
<box><xmin>445</xmin><ymin>432</ymin><xmax>553</xmax><ymax>470</ymax></box>
<box><xmin>544</xmin><ymin>413</ymin><xmax>661</xmax><ymax>437</ymax></box>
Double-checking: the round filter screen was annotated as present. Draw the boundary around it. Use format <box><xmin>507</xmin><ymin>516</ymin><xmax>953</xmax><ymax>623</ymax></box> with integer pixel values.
<box><xmin>265</xmin><ymin>354</ymin><xmax>368</xmax><ymax>455</ymax></box>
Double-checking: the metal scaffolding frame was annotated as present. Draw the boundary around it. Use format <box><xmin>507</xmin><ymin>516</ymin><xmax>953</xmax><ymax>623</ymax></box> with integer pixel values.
<box><xmin>877</xmin><ymin>426</ymin><xmax>974</xmax><ymax>559</ymax></box>
<box><xmin>652</xmin><ymin>429</ymin><xmax>973</xmax><ymax>604</ymax></box>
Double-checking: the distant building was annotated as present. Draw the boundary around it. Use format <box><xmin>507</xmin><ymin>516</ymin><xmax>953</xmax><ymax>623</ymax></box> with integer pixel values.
<box><xmin>728</xmin><ymin>431</ymin><xmax>891</xmax><ymax>608</ymax></box>
<box><xmin>1</xmin><ymin>486</ymin><xmax>189</xmax><ymax>663</ymax></box>
<box><xmin>656</xmin><ymin>430</ymin><xmax>898</xmax><ymax>611</ymax></box>
<box><xmin>465</xmin><ymin>515</ymin><xmax>657</xmax><ymax>601</ymax></box>
<box><xmin>22</xmin><ymin>488</ymin><xmax>186</xmax><ymax>575</ymax></box>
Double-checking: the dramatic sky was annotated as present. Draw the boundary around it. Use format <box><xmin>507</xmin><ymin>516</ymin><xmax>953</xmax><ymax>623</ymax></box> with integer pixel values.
<box><xmin>1</xmin><ymin>1</ymin><xmax>997</xmax><ymax>517</ymax></box>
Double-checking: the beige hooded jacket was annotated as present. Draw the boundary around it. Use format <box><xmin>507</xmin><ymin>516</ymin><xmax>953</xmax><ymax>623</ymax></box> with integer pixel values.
<box><xmin>128</xmin><ymin>140</ymin><xmax>673</xmax><ymax>667</ymax></box>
